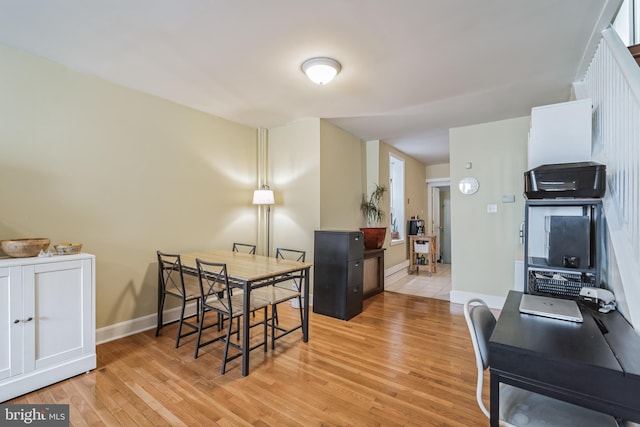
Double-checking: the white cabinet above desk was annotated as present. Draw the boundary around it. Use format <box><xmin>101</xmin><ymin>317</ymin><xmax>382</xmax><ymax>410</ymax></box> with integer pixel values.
<box><xmin>528</xmin><ymin>99</ymin><xmax>592</xmax><ymax>169</ymax></box>
<box><xmin>0</xmin><ymin>253</ymin><xmax>95</xmax><ymax>402</ymax></box>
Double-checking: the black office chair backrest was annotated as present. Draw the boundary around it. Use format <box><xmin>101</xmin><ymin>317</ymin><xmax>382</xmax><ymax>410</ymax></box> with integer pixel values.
<box><xmin>157</xmin><ymin>251</ymin><xmax>186</xmax><ymax>296</ymax></box>
<box><xmin>232</xmin><ymin>243</ymin><xmax>256</xmax><ymax>254</ymax></box>
<box><xmin>466</xmin><ymin>299</ymin><xmax>496</xmax><ymax>370</ymax></box>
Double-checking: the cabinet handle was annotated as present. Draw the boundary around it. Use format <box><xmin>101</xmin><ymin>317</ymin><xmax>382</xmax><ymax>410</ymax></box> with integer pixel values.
<box><xmin>13</xmin><ymin>317</ymin><xmax>33</xmax><ymax>324</ymax></box>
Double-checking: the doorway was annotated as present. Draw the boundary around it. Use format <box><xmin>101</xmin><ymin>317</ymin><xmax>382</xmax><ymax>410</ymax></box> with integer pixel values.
<box><xmin>385</xmin><ymin>178</ymin><xmax>452</xmax><ymax>301</ymax></box>
<box><xmin>427</xmin><ymin>178</ymin><xmax>451</xmax><ymax>264</ymax></box>
<box><xmin>439</xmin><ymin>187</ymin><xmax>451</xmax><ymax>263</ymax></box>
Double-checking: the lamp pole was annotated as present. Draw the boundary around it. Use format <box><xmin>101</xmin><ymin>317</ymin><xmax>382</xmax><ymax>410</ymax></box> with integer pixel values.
<box><xmin>266</xmin><ymin>204</ymin><xmax>271</xmax><ymax>257</ymax></box>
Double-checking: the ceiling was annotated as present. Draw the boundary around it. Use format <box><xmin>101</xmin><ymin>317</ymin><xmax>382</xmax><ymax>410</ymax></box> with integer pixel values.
<box><xmin>0</xmin><ymin>1</ymin><xmax>615</xmax><ymax>165</ymax></box>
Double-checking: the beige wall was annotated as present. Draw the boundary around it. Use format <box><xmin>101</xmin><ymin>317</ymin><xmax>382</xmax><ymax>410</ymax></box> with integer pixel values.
<box><xmin>267</xmin><ymin>119</ymin><xmax>363</xmax><ymax>293</ymax></box>
<box><xmin>268</xmin><ymin>119</ymin><xmax>322</xmax><ymax>262</ymax></box>
<box><xmin>0</xmin><ymin>45</ymin><xmax>258</xmax><ymax>329</ymax></box>
<box><xmin>1</xmin><ymin>40</ymin><xmax>529</xmax><ymax>327</ymax></box>
<box><xmin>319</xmin><ymin>121</ymin><xmax>364</xmax><ymax>230</ymax></box>
<box><xmin>426</xmin><ymin>163</ymin><xmax>450</xmax><ymax>180</ymax></box>
<box><xmin>378</xmin><ymin>142</ymin><xmax>427</xmax><ymax>268</ymax></box>
<box><xmin>449</xmin><ymin>116</ymin><xmax>529</xmax><ymax>299</ymax></box>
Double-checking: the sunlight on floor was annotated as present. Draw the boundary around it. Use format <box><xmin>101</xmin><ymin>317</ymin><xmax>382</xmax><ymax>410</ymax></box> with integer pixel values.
<box><xmin>385</xmin><ymin>263</ymin><xmax>451</xmax><ymax>300</ymax></box>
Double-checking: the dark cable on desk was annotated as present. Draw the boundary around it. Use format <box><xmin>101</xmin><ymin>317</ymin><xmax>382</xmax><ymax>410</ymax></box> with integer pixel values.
<box><xmin>578</xmin><ymin>300</ymin><xmax>609</xmax><ymax>334</ymax></box>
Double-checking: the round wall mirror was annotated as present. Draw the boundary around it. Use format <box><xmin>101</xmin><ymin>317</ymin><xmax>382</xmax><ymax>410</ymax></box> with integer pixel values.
<box><xmin>459</xmin><ymin>177</ymin><xmax>479</xmax><ymax>195</ymax></box>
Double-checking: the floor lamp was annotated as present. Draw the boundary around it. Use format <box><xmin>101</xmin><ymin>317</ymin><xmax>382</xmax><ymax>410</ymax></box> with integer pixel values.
<box><xmin>252</xmin><ymin>185</ymin><xmax>274</xmax><ymax>256</ymax></box>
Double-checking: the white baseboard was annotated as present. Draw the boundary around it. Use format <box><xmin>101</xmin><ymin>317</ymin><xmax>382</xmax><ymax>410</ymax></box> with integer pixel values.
<box><xmin>96</xmin><ymin>303</ymin><xmax>198</xmax><ymax>345</ymax></box>
<box><xmin>96</xmin><ymin>296</ymin><xmax>316</xmax><ymax>345</ymax></box>
<box><xmin>385</xmin><ymin>260</ymin><xmax>409</xmax><ymax>277</ymax></box>
<box><xmin>449</xmin><ymin>290</ymin><xmax>506</xmax><ymax>310</ymax></box>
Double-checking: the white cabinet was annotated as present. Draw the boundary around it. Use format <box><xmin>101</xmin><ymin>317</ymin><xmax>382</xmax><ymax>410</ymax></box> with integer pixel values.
<box><xmin>0</xmin><ymin>253</ymin><xmax>95</xmax><ymax>402</ymax></box>
<box><xmin>528</xmin><ymin>99</ymin><xmax>592</xmax><ymax>169</ymax></box>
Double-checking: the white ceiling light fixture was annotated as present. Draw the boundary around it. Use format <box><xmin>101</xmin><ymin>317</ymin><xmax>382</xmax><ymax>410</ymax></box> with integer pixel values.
<box><xmin>301</xmin><ymin>57</ymin><xmax>341</xmax><ymax>85</ymax></box>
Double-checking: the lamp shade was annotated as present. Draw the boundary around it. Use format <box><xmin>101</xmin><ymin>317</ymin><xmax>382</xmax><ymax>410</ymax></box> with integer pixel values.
<box><xmin>252</xmin><ymin>189</ymin><xmax>274</xmax><ymax>205</ymax></box>
<box><xmin>301</xmin><ymin>57</ymin><xmax>341</xmax><ymax>85</ymax></box>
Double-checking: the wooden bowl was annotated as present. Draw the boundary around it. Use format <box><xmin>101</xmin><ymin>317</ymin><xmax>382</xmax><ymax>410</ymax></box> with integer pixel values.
<box><xmin>54</xmin><ymin>242</ymin><xmax>83</xmax><ymax>255</ymax></box>
<box><xmin>1</xmin><ymin>238</ymin><xmax>51</xmax><ymax>258</ymax></box>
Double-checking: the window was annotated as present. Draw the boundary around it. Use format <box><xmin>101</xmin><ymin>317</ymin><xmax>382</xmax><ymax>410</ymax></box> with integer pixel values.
<box><xmin>389</xmin><ymin>154</ymin><xmax>405</xmax><ymax>242</ymax></box>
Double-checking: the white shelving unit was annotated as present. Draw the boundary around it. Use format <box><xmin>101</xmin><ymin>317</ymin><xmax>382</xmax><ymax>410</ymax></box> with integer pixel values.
<box><xmin>524</xmin><ymin>198</ymin><xmax>603</xmax><ymax>298</ymax></box>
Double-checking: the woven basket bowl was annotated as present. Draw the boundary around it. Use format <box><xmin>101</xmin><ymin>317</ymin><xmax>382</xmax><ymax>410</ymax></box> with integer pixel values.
<box><xmin>1</xmin><ymin>238</ymin><xmax>51</xmax><ymax>258</ymax></box>
<box><xmin>54</xmin><ymin>242</ymin><xmax>83</xmax><ymax>255</ymax></box>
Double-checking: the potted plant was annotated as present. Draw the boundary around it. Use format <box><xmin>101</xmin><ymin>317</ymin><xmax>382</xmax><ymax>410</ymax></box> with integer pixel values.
<box><xmin>360</xmin><ymin>184</ymin><xmax>387</xmax><ymax>249</ymax></box>
<box><xmin>390</xmin><ymin>217</ymin><xmax>400</xmax><ymax>240</ymax></box>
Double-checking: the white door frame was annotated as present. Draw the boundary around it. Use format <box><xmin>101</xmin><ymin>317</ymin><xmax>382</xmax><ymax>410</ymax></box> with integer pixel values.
<box><xmin>426</xmin><ymin>178</ymin><xmax>451</xmax><ymax>261</ymax></box>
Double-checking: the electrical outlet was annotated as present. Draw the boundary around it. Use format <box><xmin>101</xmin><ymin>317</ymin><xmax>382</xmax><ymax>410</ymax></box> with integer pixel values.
<box><xmin>487</xmin><ymin>204</ymin><xmax>498</xmax><ymax>213</ymax></box>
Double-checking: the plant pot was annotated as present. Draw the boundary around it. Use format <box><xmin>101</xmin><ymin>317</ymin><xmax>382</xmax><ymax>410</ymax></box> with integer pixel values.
<box><xmin>359</xmin><ymin>227</ymin><xmax>387</xmax><ymax>250</ymax></box>
<box><xmin>391</xmin><ymin>231</ymin><xmax>400</xmax><ymax>240</ymax></box>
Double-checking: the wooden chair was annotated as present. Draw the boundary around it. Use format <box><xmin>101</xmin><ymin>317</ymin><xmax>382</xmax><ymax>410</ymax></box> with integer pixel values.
<box><xmin>232</xmin><ymin>242</ymin><xmax>256</xmax><ymax>254</ymax></box>
<box><xmin>195</xmin><ymin>259</ymin><xmax>269</xmax><ymax>374</ymax></box>
<box><xmin>463</xmin><ymin>298</ymin><xmax>619</xmax><ymax>426</ymax></box>
<box><xmin>155</xmin><ymin>251</ymin><xmax>201</xmax><ymax>347</ymax></box>
<box><xmin>252</xmin><ymin>248</ymin><xmax>305</xmax><ymax>349</ymax></box>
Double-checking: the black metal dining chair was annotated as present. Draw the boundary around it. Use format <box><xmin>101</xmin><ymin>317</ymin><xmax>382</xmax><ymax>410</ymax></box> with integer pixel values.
<box><xmin>251</xmin><ymin>248</ymin><xmax>305</xmax><ymax>349</ymax></box>
<box><xmin>155</xmin><ymin>251</ymin><xmax>201</xmax><ymax>348</ymax></box>
<box><xmin>195</xmin><ymin>259</ymin><xmax>269</xmax><ymax>373</ymax></box>
<box><xmin>232</xmin><ymin>242</ymin><xmax>256</xmax><ymax>254</ymax></box>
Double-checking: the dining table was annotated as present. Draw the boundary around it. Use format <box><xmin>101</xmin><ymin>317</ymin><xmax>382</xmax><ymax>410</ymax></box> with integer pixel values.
<box><xmin>178</xmin><ymin>249</ymin><xmax>312</xmax><ymax>376</ymax></box>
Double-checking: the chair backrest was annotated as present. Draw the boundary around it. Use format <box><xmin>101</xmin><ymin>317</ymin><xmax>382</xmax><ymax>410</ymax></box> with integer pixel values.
<box><xmin>157</xmin><ymin>251</ymin><xmax>186</xmax><ymax>296</ymax></box>
<box><xmin>464</xmin><ymin>298</ymin><xmax>496</xmax><ymax>370</ymax></box>
<box><xmin>463</xmin><ymin>298</ymin><xmax>497</xmax><ymax>419</ymax></box>
<box><xmin>276</xmin><ymin>248</ymin><xmax>306</xmax><ymax>289</ymax></box>
<box><xmin>275</xmin><ymin>247</ymin><xmax>306</xmax><ymax>262</ymax></box>
<box><xmin>232</xmin><ymin>243</ymin><xmax>256</xmax><ymax>254</ymax></box>
<box><xmin>196</xmin><ymin>259</ymin><xmax>233</xmax><ymax>314</ymax></box>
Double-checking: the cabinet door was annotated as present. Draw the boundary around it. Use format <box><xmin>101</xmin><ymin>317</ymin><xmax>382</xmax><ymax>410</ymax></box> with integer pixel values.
<box><xmin>22</xmin><ymin>259</ymin><xmax>93</xmax><ymax>372</ymax></box>
<box><xmin>345</xmin><ymin>259</ymin><xmax>363</xmax><ymax>320</ymax></box>
<box><xmin>0</xmin><ymin>266</ymin><xmax>23</xmax><ymax>380</ymax></box>
<box><xmin>528</xmin><ymin>99</ymin><xmax>591</xmax><ymax>169</ymax></box>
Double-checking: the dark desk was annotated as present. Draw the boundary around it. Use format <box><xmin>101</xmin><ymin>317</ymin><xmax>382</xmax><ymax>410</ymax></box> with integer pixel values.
<box><xmin>489</xmin><ymin>291</ymin><xmax>640</xmax><ymax>426</ymax></box>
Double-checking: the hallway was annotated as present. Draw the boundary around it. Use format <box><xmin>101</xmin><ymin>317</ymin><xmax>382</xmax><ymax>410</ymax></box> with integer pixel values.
<box><xmin>385</xmin><ymin>263</ymin><xmax>451</xmax><ymax>300</ymax></box>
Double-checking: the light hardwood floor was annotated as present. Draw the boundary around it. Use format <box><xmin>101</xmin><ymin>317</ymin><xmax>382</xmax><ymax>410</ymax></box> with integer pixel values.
<box><xmin>7</xmin><ymin>292</ymin><xmax>486</xmax><ymax>426</ymax></box>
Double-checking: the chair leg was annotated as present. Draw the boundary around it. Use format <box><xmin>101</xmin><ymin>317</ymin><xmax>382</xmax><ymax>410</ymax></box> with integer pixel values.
<box><xmin>297</xmin><ymin>296</ymin><xmax>304</xmax><ymax>325</ymax></box>
<box><xmin>263</xmin><ymin>307</ymin><xmax>268</xmax><ymax>352</ymax></box>
<box><xmin>235</xmin><ymin>317</ymin><xmax>241</xmax><ymax>341</ymax></box>
<box><xmin>156</xmin><ymin>291</ymin><xmax>165</xmax><ymax>337</ymax></box>
<box><xmin>176</xmin><ymin>300</ymin><xmax>187</xmax><ymax>348</ymax></box>
<box><xmin>194</xmin><ymin>304</ymin><xmax>206</xmax><ymax>359</ymax></box>
<box><xmin>221</xmin><ymin>315</ymin><xmax>234</xmax><ymax>374</ymax></box>
<box><xmin>271</xmin><ymin>304</ymin><xmax>277</xmax><ymax>350</ymax></box>
<box><xmin>217</xmin><ymin>291</ymin><xmax>226</xmax><ymax>329</ymax></box>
